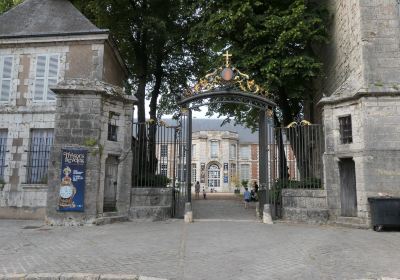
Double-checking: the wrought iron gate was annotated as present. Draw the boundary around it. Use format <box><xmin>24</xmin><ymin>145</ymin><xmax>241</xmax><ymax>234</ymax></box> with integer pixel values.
<box><xmin>131</xmin><ymin>114</ymin><xmax>189</xmax><ymax>218</ymax></box>
<box><xmin>265</xmin><ymin>122</ymin><xmax>324</xmax><ymax>219</ymax></box>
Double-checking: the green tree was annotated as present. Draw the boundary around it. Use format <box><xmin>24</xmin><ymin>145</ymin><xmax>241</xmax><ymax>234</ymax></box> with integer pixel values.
<box><xmin>0</xmin><ymin>0</ymin><xmax>22</xmax><ymax>14</ymax></box>
<box><xmin>189</xmin><ymin>0</ymin><xmax>328</xmax><ymax>182</ymax></box>
<box><xmin>190</xmin><ymin>0</ymin><xmax>328</xmax><ymax>127</ymax></box>
<box><xmin>71</xmin><ymin>0</ymin><xmax>208</xmax><ymax>179</ymax></box>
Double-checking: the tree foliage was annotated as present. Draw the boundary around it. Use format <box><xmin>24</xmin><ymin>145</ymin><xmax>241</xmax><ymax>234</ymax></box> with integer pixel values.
<box><xmin>0</xmin><ymin>0</ymin><xmax>22</xmax><ymax>14</ymax></box>
<box><xmin>190</xmin><ymin>0</ymin><xmax>328</xmax><ymax>126</ymax></box>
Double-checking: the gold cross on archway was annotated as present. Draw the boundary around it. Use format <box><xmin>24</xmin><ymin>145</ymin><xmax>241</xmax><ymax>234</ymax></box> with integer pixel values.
<box><xmin>223</xmin><ymin>50</ymin><xmax>232</xmax><ymax>67</ymax></box>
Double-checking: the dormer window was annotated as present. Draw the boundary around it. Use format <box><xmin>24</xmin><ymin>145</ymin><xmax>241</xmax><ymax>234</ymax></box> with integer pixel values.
<box><xmin>33</xmin><ymin>54</ymin><xmax>59</xmax><ymax>101</ymax></box>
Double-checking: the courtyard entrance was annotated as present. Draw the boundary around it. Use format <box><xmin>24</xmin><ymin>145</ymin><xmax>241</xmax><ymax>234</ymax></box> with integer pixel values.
<box><xmin>131</xmin><ymin>52</ymin><xmax>324</xmax><ymax>221</ymax></box>
<box><xmin>177</xmin><ymin>51</ymin><xmax>275</xmax><ymax>219</ymax></box>
<box><xmin>192</xmin><ymin>193</ymin><xmax>258</xmax><ymax>221</ymax></box>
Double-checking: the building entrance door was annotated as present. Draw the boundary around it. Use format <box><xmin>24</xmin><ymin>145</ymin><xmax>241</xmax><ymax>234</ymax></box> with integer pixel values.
<box><xmin>339</xmin><ymin>158</ymin><xmax>357</xmax><ymax>217</ymax></box>
<box><xmin>104</xmin><ymin>155</ymin><xmax>119</xmax><ymax>212</ymax></box>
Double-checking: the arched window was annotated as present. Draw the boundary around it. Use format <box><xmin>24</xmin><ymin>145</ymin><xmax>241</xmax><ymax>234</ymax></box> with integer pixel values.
<box><xmin>208</xmin><ymin>164</ymin><xmax>220</xmax><ymax>187</ymax></box>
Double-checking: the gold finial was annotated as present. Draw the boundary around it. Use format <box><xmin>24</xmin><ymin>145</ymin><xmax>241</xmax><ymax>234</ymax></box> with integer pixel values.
<box><xmin>223</xmin><ymin>50</ymin><xmax>232</xmax><ymax>67</ymax></box>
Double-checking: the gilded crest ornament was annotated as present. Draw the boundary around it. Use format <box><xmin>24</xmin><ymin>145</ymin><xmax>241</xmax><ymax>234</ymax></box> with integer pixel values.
<box><xmin>185</xmin><ymin>51</ymin><xmax>269</xmax><ymax>98</ymax></box>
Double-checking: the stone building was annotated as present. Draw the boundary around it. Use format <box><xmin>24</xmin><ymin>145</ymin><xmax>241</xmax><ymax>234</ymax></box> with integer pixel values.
<box><xmin>317</xmin><ymin>0</ymin><xmax>400</xmax><ymax>226</ymax></box>
<box><xmin>152</xmin><ymin>119</ymin><xmax>278</xmax><ymax>193</ymax></box>
<box><xmin>0</xmin><ymin>0</ymin><xmax>135</xmax><ymax>221</ymax></box>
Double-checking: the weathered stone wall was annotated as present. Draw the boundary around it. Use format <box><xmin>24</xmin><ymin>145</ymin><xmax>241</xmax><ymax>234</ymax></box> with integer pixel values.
<box><xmin>319</xmin><ymin>0</ymin><xmax>364</xmax><ymax>99</ymax></box>
<box><xmin>45</xmin><ymin>81</ymin><xmax>134</xmax><ymax>225</ymax></box>
<box><xmin>282</xmin><ymin>189</ymin><xmax>329</xmax><ymax>224</ymax></box>
<box><xmin>360</xmin><ymin>0</ymin><xmax>400</xmax><ymax>89</ymax></box>
<box><xmin>130</xmin><ymin>188</ymin><xmax>173</xmax><ymax>221</ymax></box>
<box><xmin>0</xmin><ymin>37</ymin><xmax>128</xmax><ymax>219</ymax></box>
<box><xmin>322</xmin><ymin>95</ymin><xmax>400</xmax><ymax>223</ymax></box>
<box><xmin>102</xmin><ymin>42</ymin><xmax>126</xmax><ymax>87</ymax></box>
<box><xmin>318</xmin><ymin>0</ymin><xmax>400</xmax><ymax>227</ymax></box>
<box><xmin>319</xmin><ymin>0</ymin><xmax>400</xmax><ymax>98</ymax></box>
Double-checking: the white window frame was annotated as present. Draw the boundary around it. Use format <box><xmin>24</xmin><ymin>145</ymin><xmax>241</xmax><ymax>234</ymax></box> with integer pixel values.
<box><xmin>208</xmin><ymin>164</ymin><xmax>220</xmax><ymax>187</ymax></box>
<box><xmin>160</xmin><ymin>163</ymin><xmax>168</xmax><ymax>177</ymax></box>
<box><xmin>0</xmin><ymin>55</ymin><xmax>14</xmax><ymax>103</ymax></box>
<box><xmin>33</xmin><ymin>54</ymin><xmax>60</xmax><ymax>102</ymax></box>
<box><xmin>240</xmin><ymin>164</ymin><xmax>250</xmax><ymax>181</ymax></box>
<box><xmin>160</xmin><ymin>144</ymin><xmax>168</xmax><ymax>158</ymax></box>
<box><xmin>240</xmin><ymin>145</ymin><xmax>250</xmax><ymax>160</ymax></box>
<box><xmin>210</xmin><ymin>140</ymin><xmax>219</xmax><ymax>158</ymax></box>
<box><xmin>230</xmin><ymin>143</ymin><xmax>236</xmax><ymax>159</ymax></box>
<box><xmin>192</xmin><ymin>144</ymin><xmax>196</xmax><ymax>159</ymax></box>
<box><xmin>191</xmin><ymin>163</ymin><xmax>197</xmax><ymax>183</ymax></box>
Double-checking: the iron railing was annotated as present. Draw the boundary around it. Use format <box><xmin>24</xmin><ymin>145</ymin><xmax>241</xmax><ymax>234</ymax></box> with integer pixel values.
<box><xmin>267</xmin><ymin>124</ymin><xmax>324</xmax><ymax>218</ymax></box>
<box><xmin>132</xmin><ymin>118</ymin><xmax>188</xmax><ymax>218</ymax></box>
<box><xmin>26</xmin><ymin>131</ymin><xmax>54</xmax><ymax>184</ymax></box>
<box><xmin>0</xmin><ymin>130</ymin><xmax>7</xmax><ymax>180</ymax></box>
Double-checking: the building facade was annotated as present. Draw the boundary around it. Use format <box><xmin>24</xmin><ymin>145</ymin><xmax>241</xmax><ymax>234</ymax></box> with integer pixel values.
<box><xmin>154</xmin><ymin>119</ymin><xmax>262</xmax><ymax>193</ymax></box>
<box><xmin>317</xmin><ymin>0</ymin><xmax>400</xmax><ymax>226</ymax></box>
<box><xmin>0</xmin><ymin>0</ymin><xmax>131</xmax><ymax>219</ymax></box>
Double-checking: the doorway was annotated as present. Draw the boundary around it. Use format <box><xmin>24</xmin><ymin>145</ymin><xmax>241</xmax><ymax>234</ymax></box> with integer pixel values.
<box><xmin>104</xmin><ymin>155</ymin><xmax>119</xmax><ymax>212</ymax></box>
<box><xmin>339</xmin><ymin>158</ymin><xmax>357</xmax><ymax>217</ymax></box>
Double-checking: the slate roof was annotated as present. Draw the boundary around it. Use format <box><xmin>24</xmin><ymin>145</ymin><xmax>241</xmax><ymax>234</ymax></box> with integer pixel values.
<box><xmin>192</xmin><ymin>118</ymin><xmax>258</xmax><ymax>143</ymax></box>
<box><xmin>152</xmin><ymin>118</ymin><xmax>259</xmax><ymax>143</ymax></box>
<box><xmin>0</xmin><ymin>0</ymin><xmax>107</xmax><ymax>39</ymax></box>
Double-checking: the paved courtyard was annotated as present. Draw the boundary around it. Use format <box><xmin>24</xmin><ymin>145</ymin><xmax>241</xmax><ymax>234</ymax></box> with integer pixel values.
<box><xmin>1</xmin><ymin>196</ymin><xmax>400</xmax><ymax>280</ymax></box>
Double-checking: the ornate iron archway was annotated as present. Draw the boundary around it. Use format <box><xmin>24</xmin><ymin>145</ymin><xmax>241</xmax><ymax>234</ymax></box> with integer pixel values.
<box><xmin>177</xmin><ymin>51</ymin><xmax>276</xmax><ymax>211</ymax></box>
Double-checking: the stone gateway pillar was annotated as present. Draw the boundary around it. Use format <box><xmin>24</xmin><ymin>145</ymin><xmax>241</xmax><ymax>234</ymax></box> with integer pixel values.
<box><xmin>45</xmin><ymin>79</ymin><xmax>136</xmax><ymax>225</ymax></box>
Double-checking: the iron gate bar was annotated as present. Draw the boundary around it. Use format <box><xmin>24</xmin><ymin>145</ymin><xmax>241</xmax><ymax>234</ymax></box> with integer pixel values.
<box><xmin>185</xmin><ymin>109</ymin><xmax>192</xmax><ymax>203</ymax></box>
<box><xmin>178</xmin><ymin>90</ymin><xmax>276</xmax><ymax>110</ymax></box>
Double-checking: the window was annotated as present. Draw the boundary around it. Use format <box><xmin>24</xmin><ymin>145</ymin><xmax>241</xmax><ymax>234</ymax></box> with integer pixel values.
<box><xmin>208</xmin><ymin>164</ymin><xmax>220</xmax><ymax>187</ymax></box>
<box><xmin>240</xmin><ymin>164</ymin><xmax>250</xmax><ymax>181</ymax></box>
<box><xmin>210</xmin><ymin>140</ymin><xmax>218</xmax><ymax>158</ymax></box>
<box><xmin>192</xmin><ymin>144</ymin><xmax>196</xmax><ymax>158</ymax></box>
<box><xmin>0</xmin><ymin>56</ymin><xmax>13</xmax><ymax>103</ymax></box>
<box><xmin>34</xmin><ymin>54</ymin><xmax>59</xmax><ymax>101</ymax></box>
<box><xmin>26</xmin><ymin>129</ymin><xmax>54</xmax><ymax>184</ymax></box>
<box><xmin>160</xmin><ymin>144</ymin><xmax>168</xmax><ymax>158</ymax></box>
<box><xmin>108</xmin><ymin>112</ymin><xmax>119</xmax><ymax>141</ymax></box>
<box><xmin>160</xmin><ymin>163</ymin><xmax>168</xmax><ymax>177</ymax></box>
<box><xmin>191</xmin><ymin>163</ymin><xmax>197</xmax><ymax>183</ymax></box>
<box><xmin>240</xmin><ymin>145</ymin><xmax>250</xmax><ymax>160</ymax></box>
<box><xmin>230</xmin><ymin>163</ymin><xmax>236</xmax><ymax>180</ymax></box>
<box><xmin>0</xmin><ymin>130</ymin><xmax>7</xmax><ymax>180</ymax></box>
<box><xmin>339</xmin><ymin>116</ymin><xmax>352</xmax><ymax>144</ymax></box>
<box><xmin>230</xmin><ymin>144</ymin><xmax>236</xmax><ymax>159</ymax></box>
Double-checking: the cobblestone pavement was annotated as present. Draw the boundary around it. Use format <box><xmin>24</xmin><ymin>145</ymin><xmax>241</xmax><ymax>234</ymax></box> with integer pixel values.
<box><xmin>1</xmin><ymin>197</ymin><xmax>400</xmax><ymax>280</ymax></box>
<box><xmin>192</xmin><ymin>193</ymin><xmax>257</xmax><ymax>221</ymax></box>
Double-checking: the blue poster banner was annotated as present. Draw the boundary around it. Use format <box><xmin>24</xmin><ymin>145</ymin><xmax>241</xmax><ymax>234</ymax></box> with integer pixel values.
<box><xmin>58</xmin><ymin>148</ymin><xmax>87</xmax><ymax>212</ymax></box>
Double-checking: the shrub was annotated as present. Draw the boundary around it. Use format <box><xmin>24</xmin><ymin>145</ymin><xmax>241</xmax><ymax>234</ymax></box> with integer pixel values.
<box><xmin>135</xmin><ymin>174</ymin><xmax>171</xmax><ymax>187</ymax></box>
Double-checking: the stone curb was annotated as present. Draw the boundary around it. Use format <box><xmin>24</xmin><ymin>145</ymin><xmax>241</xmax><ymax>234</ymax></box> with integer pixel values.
<box><xmin>0</xmin><ymin>274</ymin><xmax>167</xmax><ymax>280</ymax></box>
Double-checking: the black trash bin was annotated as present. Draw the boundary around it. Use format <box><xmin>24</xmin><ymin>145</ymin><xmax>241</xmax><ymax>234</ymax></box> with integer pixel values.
<box><xmin>368</xmin><ymin>197</ymin><xmax>400</xmax><ymax>231</ymax></box>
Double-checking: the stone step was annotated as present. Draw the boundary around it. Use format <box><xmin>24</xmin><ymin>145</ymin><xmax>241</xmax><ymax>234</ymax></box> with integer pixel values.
<box><xmin>101</xmin><ymin>211</ymin><xmax>119</xmax><ymax>217</ymax></box>
<box><xmin>93</xmin><ymin>215</ymin><xmax>129</xmax><ymax>226</ymax></box>
<box><xmin>282</xmin><ymin>207</ymin><xmax>329</xmax><ymax>224</ymax></box>
<box><xmin>129</xmin><ymin>206</ymin><xmax>171</xmax><ymax>221</ymax></box>
<box><xmin>331</xmin><ymin>216</ymin><xmax>370</xmax><ymax>229</ymax></box>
